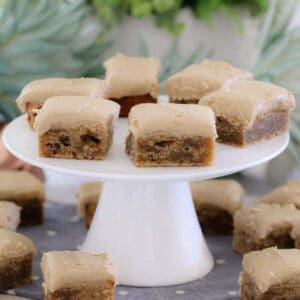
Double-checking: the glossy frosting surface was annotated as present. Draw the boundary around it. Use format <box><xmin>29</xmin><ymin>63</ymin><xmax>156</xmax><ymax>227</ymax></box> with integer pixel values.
<box><xmin>166</xmin><ymin>59</ymin><xmax>252</xmax><ymax>101</ymax></box>
<box><xmin>34</xmin><ymin>96</ymin><xmax>120</xmax><ymax>135</ymax></box>
<box><xmin>103</xmin><ymin>53</ymin><xmax>161</xmax><ymax>99</ymax></box>
<box><xmin>128</xmin><ymin>103</ymin><xmax>217</xmax><ymax>138</ymax></box>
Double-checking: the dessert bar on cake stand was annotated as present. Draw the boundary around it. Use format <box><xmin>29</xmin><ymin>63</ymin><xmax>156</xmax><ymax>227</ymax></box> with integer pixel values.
<box><xmin>3</xmin><ymin>96</ymin><xmax>289</xmax><ymax>287</ymax></box>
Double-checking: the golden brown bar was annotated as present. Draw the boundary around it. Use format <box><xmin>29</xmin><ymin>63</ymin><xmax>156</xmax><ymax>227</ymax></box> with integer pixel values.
<box><xmin>126</xmin><ymin>103</ymin><xmax>217</xmax><ymax>167</ymax></box>
<box><xmin>240</xmin><ymin>248</ymin><xmax>300</xmax><ymax>300</ymax></box>
<box><xmin>17</xmin><ymin>78</ymin><xmax>105</xmax><ymax>129</ymax></box>
<box><xmin>0</xmin><ymin>229</ymin><xmax>36</xmax><ymax>290</ymax></box>
<box><xmin>200</xmin><ymin>80</ymin><xmax>295</xmax><ymax>147</ymax></box>
<box><xmin>233</xmin><ymin>204</ymin><xmax>300</xmax><ymax>254</ymax></box>
<box><xmin>34</xmin><ymin>96</ymin><xmax>120</xmax><ymax>160</ymax></box>
<box><xmin>41</xmin><ymin>251</ymin><xmax>116</xmax><ymax>300</ymax></box>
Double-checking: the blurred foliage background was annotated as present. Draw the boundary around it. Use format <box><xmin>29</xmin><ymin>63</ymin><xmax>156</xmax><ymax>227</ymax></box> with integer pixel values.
<box><xmin>91</xmin><ymin>0</ymin><xmax>268</xmax><ymax>38</ymax></box>
<box><xmin>0</xmin><ymin>0</ymin><xmax>299</xmax><ymax>166</ymax></box>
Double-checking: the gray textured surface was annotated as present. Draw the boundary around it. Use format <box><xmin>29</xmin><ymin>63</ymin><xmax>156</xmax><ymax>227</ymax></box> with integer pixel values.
<box><xmin>3</xmin><ymin>201</ymin><xmax>242</xmax><ymax>300</ymax></box>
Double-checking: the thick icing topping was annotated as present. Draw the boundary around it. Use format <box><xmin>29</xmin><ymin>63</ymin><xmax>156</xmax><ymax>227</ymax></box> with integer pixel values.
<box><xmin>0</xmin><ymin>171</ymin><xmax>44</xmax><ymax>201</ymax></box>
<box><xmin>16</xmin><ymin>78</ymin><xmax>106</xmax><ymax>111</ymax></box>
<box><xmin>77</xmin><ymin>182</ymin><xmax>102</xmax><ymax>216</ymax></box>
<box><xmin>166</xmin><ymin>59</ymin><xmax>252</xmax><ymax>101</ymax></box>
<box><xmin>199</xmin><ymin>80</ymin><xmax>295</xmax><ymax>127</ymax></box>
<box><xmin>260</xmin><ymin>179</ymin><xmax>300</xmax><ymax>208</ymax></box>
<box><xmin>103</xmin><ymin>53</ymin><xmax>161</xmax><ymax>99</ymax></box>
<box><xmin>190</xmin><ymin>179</ymin><xmax>244</xmax><ymax>214</ymax></box>
<box><xmin>128</xmin><ymin>103</ymin><xmax>217</xmax><ymax>138</ymax></box>
<box><xmin>234</xmin><ymin>204</ymin><xmax>300</xmax><ymax>239</ymax></box>
<box><xmin>242</xmin><ymin>247</ymin><xmax>300</xmax><ymax>293</ymax></box>
<box><xmin>41</xmin><ymin>251</ymin><xmax>116</xmax><ymax>292</ymax></box>
<box><xmin>34</xmin><ymin>96</ymin><xmax>120</xmax><ymax>135</ymax></box>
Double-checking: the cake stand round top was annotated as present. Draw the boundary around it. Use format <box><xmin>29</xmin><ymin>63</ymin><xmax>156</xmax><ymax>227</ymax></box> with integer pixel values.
<box><xmin>3</xmin><ymin>114</ymin><xmax>289</xmax><ymax>182</ymax></box>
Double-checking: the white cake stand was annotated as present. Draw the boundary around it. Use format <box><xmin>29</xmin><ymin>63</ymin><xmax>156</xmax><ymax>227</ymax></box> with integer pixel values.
<box><xmin>3</xmin><ymin>114</ymin><xmax>289</xmax><ymax>287</ymax></box>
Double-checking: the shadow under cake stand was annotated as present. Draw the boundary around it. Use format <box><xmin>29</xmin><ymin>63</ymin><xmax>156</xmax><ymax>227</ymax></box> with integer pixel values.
<box><xmin>3</xmin><ymin>115</ymin><xmax>289</xmax><ymax>287</ymax></box>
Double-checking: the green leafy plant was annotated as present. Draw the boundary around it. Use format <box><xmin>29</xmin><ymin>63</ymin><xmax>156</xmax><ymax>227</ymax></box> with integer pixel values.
<box><xmin>252</xmin><ymin>0</ymin><xmax>300</xmax><ymax>166</ymax></box>
<box><xmin>0</xmin><ymin>0</ymin><xmax>111</xmax><ymax>121</ymax></box>
<box><xmin>92</xmin><ymin>0</ymin><xmax>268</xmax><ymax>38</ymax></box>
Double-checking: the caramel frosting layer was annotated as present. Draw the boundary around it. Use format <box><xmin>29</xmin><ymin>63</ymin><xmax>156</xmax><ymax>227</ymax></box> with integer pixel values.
<box><xmin>128</xmin><ymin>103</ymin><xmax>217</xmax><ymax>138</ymax></box>
<box><xmin>41</xmin><ymin>251</ymin><xmax>116</xmax><ymax>292</ymax></box>
<box><xmin>77</xmin><ymin>182</ymin><xmax>102</xmax><ymax>217</ymax></box>
<box><xmin>0</xmin><ymin>201</ymin><xmax>21</xmax><ymax>231</ymax></box>
<box><xmin>34</xmin><ymin>96</ymin><xmax>120</xmax><ymax>135</ymax></box>
<box><xmin>103</xmin><ymin>53</ymin><xmax>161</xmax><ymax>99</ymax></box>
<box><xmin>166</xmin><ymin>59</ymin><xmax>252</xmax><ymax>101</ymax></box>
<box><xmin>0</xmin><ymin>228</ymin><xmax>36</xmax><ymax>264</ymax></box>
<box><xmin>190</xmin><ymin>179</ymin><xmax>244</xmax><ymax>214</ymax></box>
<box><xmin>199</xmin><ymin>80</ymin><xmax>295</xmax><ymax>128</ymax></box>
<box><xmin>0</xmin><ymin>171</ymin><xmax>44</xmax><ymax>202</ymax></box>
<box><xmin>17</xmin><ymin>78</ymin><xmax>106</xmax><ymax>111</ymax></box>
<box><xmin>234</xmin><ymin>204</ymin><xmax>300</xmax><ymax>239</ymax></box>
<box><xmin>260</xmin><ymin>179</ymin><xmax>300</xmax><ymax>208</ymax></box>
<box><xmin>242</xmin><ymin>247</ymin><xmax>300</xmax><ymax>293</ymax></box>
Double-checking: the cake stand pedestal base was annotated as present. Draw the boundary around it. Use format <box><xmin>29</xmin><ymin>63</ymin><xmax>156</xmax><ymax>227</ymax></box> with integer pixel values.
<box><xmin>81</xmin><ymin>181</ymin><xmax>214</xmax><ymax>287</ymax></box>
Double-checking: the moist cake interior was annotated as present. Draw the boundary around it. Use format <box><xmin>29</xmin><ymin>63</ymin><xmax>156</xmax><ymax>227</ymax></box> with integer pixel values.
<box><xmin>126</xmin><ymin>133</ymin><xmax>214</xmax><ymax>167</ymax></box>
<box><xmin>39</xmin><ymin>124</ymin><xmax>112</xmax><ymax>160</ymax></box>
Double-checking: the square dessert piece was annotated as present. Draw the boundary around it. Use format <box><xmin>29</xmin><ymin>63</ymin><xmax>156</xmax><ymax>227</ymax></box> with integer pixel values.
<box><xmin>199</xmin><ymin>80</ymin><xmax>295</xmax><ymax>146</ymax></box>
<box><xmin>190</xmin><ymin>179</ymin><xmax>244</xmax><ymax>235</ymax></box>
<box><xmin>0</xmin><ymin>228</ymin><xmax>36</xmax><ymax>290</ymax></box>
<box><xmin>0</xmin><ymin>171</ymin><xmax>45</xmax><ymax>226</ymax></box>
<box><xmin>41</xmin><ymin>251</ymin><xmax>116</xmax><ymax>300</ymax></box>
<box><xmin>34</xmin><ymin>96</ymin><xmax>120</xmax><ymax>160</ymax></box>
<box><xmin>166</xmin><ymin>59</ymin><xmax>251</xmax><ymax>104</ymax></box>
<box><xmin>16</xmin><ymin>78</ymin><xmax>105</xmax><ymax>129</ymax></box>
<box><xmin>103</xmin><ymin>53</ymin><xmax>161</xmax><ymax>117</ymax></box>
<box><xmin>77</xmin><ymin>182</ymin><xmax>101</xmax><ymax>228</ymax></box>
<box><xmin>233</xmin><ymin>204</ymin><xmax>300</xmax><ymax>254</ymax></box>
<box><xmin>126</xmin><ymin>103</ymin><xmax>217</xmax><ymax>167</ymax></box>
<box><xmin>260</xmin><ymin>179</ymin><xmax>300</xmax><ymax>208</ymax></box>
<box><xmin>0</xmin><ymin>201</ymin><xmax>21</xmax><ymax>231</ymax></box>
<box><xmin>240</xmin><ymin>247</ymin><xmax>300</xmax><ymax>300</ymax></box>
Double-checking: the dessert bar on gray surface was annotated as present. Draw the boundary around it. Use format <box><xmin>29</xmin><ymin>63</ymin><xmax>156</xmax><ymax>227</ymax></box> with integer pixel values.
<box><xmin>8</xmin><ymin>201</ymin><xmax>241</xmax><ymax>300</ymax></box>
